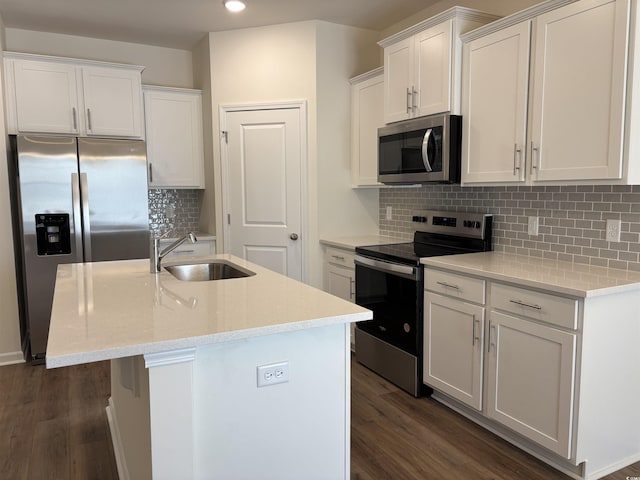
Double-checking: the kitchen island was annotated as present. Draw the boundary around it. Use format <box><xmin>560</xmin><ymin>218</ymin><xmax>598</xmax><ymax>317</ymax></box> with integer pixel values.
<box><xmin>46</xmin><ymin>255</ymin><xmax>372</xmax><ymax>480</ymax></box>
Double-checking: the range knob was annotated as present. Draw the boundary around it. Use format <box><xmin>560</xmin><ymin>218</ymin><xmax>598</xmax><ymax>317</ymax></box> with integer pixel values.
<box><xmin>474</xmin><ymin>221</ymin><xmax>482</xmax><ymax>229</ymax></box>
<box><xmin>463</xmin><ymin>220</ymin><xmax>469</xmax><ymax>227</ymax></box>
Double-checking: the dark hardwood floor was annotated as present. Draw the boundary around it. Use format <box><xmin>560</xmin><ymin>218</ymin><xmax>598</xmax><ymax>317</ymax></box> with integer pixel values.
<box><xmin>0</xmin><ymin>361</ymin><xmax>117</xmax><ymax>480</ymax></box>
<box><xmin>351</xmin><ymin>358</ymin><xmax>640</xmax><ymax>480</ymax></box>
<box><xmin>1</xmin><ymin>359</ymin><xmax>638</xmax><ymax>479</ymax></box>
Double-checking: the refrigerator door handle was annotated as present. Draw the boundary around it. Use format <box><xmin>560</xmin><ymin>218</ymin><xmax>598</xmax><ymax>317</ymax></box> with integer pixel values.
<box><xmin>71</xmin><ymin>173</ymin><xmax>84</xmax><ymax>257</ymax></box>
<box><xmin>80</xmin><ymin>173</ymin><xmax>92</xmax><ymax>262</ymax></box>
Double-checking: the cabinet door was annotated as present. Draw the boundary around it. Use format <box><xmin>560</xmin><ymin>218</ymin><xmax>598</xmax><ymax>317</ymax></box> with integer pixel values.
<box><xmin>145</xmin><ymin>88</ymin><xmax>205</xmax><ymax>188</ymax></box>
<box><xmin>414</xmin><ymin>20</ymin><xmax>453</xmax><ymax>117</ymax></box>
<box><xmin>424</xmin><ymin>292</ymin><xmax>484</xmax><ymax>410</ymax></box>
<box><xmin>384</xmin><ymin>37</ymin><xmax>414</xmax><ymax>124</ymax></box>
<box><xmin>325</xmin><ymin>263</ymin><xmax>355</xmax><ymax>303</ymax></box>
<box><xmin>82</xmin><ymin>66</ymin><xmax>144</xmax><ymax>138</ymax></box>
<box><xmin>350</xmin><ymin>71</ymin><xmax>384</xmax><ymax>187</ymax></box>
<box><xmin>530</xmin><ymin>0</ymin><xmax>629</xmax><ymax>181</ymax></box>
<box><xmin>461</xmin><ymin>21</ymin><xmax>531</xmax><ymax>184</ymax></box>
<box><xmin>487</xmin><ymin>311</ymin><xmax>576</xmax><ymax>458</ymax></box>
<box><xmin>12</xmin><ymin>60</ymin><xmax>80</xmax><ymax>134</ymax></box>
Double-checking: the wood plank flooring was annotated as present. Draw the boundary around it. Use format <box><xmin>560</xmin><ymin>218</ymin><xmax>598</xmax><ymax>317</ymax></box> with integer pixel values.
<box><xmin>350</xmin><ymin>358</ymin><xmax>640</xmax><ymax>480</ymax></box>
<box><xmin>1</xmin><ymin>359</ymin><xmax>638</xmax><ymax>479</ymax></box>
<box><xmin>0</xmin><ymin>361</ymin><xmax>117</xmax><ymax>480</ymax></box>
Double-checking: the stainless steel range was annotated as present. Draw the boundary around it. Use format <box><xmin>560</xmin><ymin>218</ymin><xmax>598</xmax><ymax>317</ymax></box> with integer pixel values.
<box><xmin>354</xmin><ymin>210</ymin><xmax>492</xmax><ymax>397</ymax></box>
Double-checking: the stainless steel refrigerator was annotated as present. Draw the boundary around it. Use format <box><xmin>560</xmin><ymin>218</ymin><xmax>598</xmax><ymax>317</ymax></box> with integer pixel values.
<box><xmin>8</xmin><ymin>134</ymin><xmax>150</xmax><ymax>362</ymax></box>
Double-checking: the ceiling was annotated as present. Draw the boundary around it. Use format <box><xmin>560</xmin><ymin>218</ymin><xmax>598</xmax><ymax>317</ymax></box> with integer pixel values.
<box><xmin>0</xmin><ymin>0</ymin><xmax>440</xmax><ymax>51</ymax></box>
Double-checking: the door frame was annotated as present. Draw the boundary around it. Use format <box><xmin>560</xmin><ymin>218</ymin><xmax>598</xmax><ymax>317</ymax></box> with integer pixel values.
<box><xmin>219</xmin><ymin>100</ymin><xmax>309</xmax><ymax>282</ymax></box>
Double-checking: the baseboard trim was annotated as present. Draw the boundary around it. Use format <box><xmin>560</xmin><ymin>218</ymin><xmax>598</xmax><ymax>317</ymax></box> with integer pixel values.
<box><xmin>0</xmin><ymin>351</ymin><xmax>24</xmax><ymax>366</ymax></box>
<box><xmin>106</xmin><ymin>397</ymin><xmax>130</xmax><ymax>480</ymax></box>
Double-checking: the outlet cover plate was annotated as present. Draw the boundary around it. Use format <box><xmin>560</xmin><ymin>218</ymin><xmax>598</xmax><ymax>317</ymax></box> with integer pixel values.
<box><xmin>606</xmin><ymin>219</ymin><xmax>621</xmax><ymax>242</ymax></box>
<box><xmin>528</xmin><ymin>216</ymin><xmax>539</xmax><ymax>236</ymax></box>
<box><xmin>257</xmin><ymin>361</ymin><xmax>289</xmax><ymax>387</ymax></box>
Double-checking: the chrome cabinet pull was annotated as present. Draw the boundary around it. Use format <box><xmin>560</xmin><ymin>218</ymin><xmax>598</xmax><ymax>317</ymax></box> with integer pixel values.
<box><xmin>331</xmin><ymin>255</ymin><xmax>345</xmax><ymax>261</ymax></box>
<box><xmin>513</xmin><ymin>143</ymin><xmax>522</xmax><ymax>176</ymax></box>
<box><xmin>436</xmin><ymin>281</ymin><xmax>459</xmax><ymax>290</ymax></box>
<box><xmin>509</xmin><ymin>299</ymin><xmax>542</xmax><ymax>310</ymax></box>
<box><xmin>406</xmin><ymin>88</ymin><xmax>412</xmax><ymax>113</ymax></box>
<box><xmin>531</xmin><ymin>141</ymin><xmax>539</xmax><ymax>173</ymax></box>
<box><xmin>72</xmin><ymin>107</ymin><xmax>78</xmax><ymax>131</ymax></box>
<box><xmin>149</xmin><ymin>163</ymin><xmax>153</xmax><ymax>183</ymax></box>
<box><xmin>349</xmin><ymin>279</ymin><xmax>355</xmax><ymax>300</ymax></box>
<box><xmin>472</xmin><ymin>315</ymin><xmax>476</xmax><ymax>345</ymax></box>
<box><xmin>411</xmin><ymin>86</ymin><xmax>417</xmax><ymax>112</ymax></box>
<box><xmin>488</xmin><ymin>321</ymin><xmax>496</xmax><ymax>352</ymax></box>
<box><xmin>87</xmin><ymin>108</ymin><xmax>93</xmax><ymax>131</ymax></box>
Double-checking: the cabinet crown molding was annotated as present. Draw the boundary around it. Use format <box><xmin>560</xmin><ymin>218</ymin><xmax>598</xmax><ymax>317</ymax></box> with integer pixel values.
<box><xmin>349</xmin><ymin>66</ymin><xmax>383</xmax><ymax>85</ymax></box>
<box><xmin>460</xmin><ymin>0</ymin><xmax>581</xmax><ymax>42</ymax></box>
<box><xmin>143</xmin><ymin>84</ymin><xmax>202</xmax><ymax>95</ymax></box>
<box><xmin>3</xmin><ymin>51</ymin><xmax>145</xmax><ymax>72</ymax></box>
<box><xmin>378</xmin><ymin>6</ymin><xmax>501</xmax><ymax>48</ymax></box>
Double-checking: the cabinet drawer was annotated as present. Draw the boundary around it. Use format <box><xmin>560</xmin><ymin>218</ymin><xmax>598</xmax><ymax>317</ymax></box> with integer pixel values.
<box><xmin>490</xmin><ymin>283</ymin><xmax>578</xmax><ymax>330</ymax></box>
<box><xmin>425</xmin><ymin>269</ymin><xmax>485</xmax><ymax>305</ymax></box>
<box><xmin>160</xmin><ymin>239</ymin><xmax>214</xmax><ymax>258</ymax></box>
<box><xmin>324</xmin><ymin>247</ymin><xmax>355</xmax><ymax>268</ymax></box>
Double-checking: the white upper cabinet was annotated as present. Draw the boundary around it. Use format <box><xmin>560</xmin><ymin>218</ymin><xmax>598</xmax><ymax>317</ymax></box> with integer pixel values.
<box><xmin>461</xmin><ymin>0</ymin><xmax>631</xmax><ymax>185</ymax></box>
<box><xmin>530</xmin><ymin>0</ymin><xmax>629</xmax><ymax>182</ymax></box>
<box><xmin>144</xmin><ymin>86</ymin><xmax>205</xmax><ymax>189</ymax></box>
<box><xmin>461</xmin><ymin>21</ymin><xmax>531</xmax><ymax>184</ymax></box>
<box><xmin>380</xmin><ymin>7</ymin><xmax>500</xmax><ymax>124</ymax></box>
<box><xmin>4</xmin><ymin>52</ymin><xmax>144</xmax><ymax>139</ymax></box>
<box><xmin>350</xmin><ymin>68</ymin><xmax>384</xmax><ymax>187</ymax></box>
<box><xmin>82</xmin><ymin>66</ymin><xmax>144</xmax><ymax>138</ymax></box>
<box><xmin>11</xmin><ymin>60</ymin><xmax>80</xmax><ymax>134</ymax></box>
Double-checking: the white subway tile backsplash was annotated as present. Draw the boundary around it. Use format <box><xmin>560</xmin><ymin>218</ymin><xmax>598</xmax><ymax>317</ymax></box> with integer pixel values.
<box><xmin>380</xmin><ymin>184</ymin><xmax>640</xmax><ymax>271</ymax></box>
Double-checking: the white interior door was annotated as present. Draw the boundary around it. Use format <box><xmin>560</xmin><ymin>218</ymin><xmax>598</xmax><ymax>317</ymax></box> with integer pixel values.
<box><xmin>223</xmin><ymin>106</ymin><xmax>304</xmax><ymax>280</ymax></box>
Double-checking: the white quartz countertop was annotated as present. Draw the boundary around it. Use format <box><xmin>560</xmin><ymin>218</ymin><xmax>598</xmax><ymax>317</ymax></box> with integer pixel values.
<box><xmin>320</xmin><ymin>235</ymin><xmax>408</xmax><ymax>250</ymax></box>
<box><xmin>46</xmin><ymin>255</ymin><xmax>371</xmax><ymax>368</ymax></box>
<box><xmin>422</xmin><ymin>251</ymin><xmax>640</xmax><ymax>298</ymax></box>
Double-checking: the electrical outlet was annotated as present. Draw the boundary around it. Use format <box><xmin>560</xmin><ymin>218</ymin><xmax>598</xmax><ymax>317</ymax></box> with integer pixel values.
<box><xmin>606</xmin><ymin>219</ymin><xmax>621</xmax><ymax>242</ymax></box>
<box><xmin>528</xmin><ymin>216</ymin><xmax>539</xmax><ymax>236</ymax></box>
<box><xmin>257</xmin><ymin>361</ymin><xmax>289</xmax><ymax>387</ymax></box>
<box><xmin>386</xmin><ymin>206</ymin><xmax>392</xmax><ymax>220</ymax></box>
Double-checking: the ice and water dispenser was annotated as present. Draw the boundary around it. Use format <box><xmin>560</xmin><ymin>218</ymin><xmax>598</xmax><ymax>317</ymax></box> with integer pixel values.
<box><xmin>35</xmin><ymin>214</ymin><xmax>71</xmax><ymax>256</ymax></box>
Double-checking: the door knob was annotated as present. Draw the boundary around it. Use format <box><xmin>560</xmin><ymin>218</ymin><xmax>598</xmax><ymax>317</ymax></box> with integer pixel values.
<box><xmin>290</xmin><ymin>233</ymin><xmax>299</xmax><ymax>241</ymax></box>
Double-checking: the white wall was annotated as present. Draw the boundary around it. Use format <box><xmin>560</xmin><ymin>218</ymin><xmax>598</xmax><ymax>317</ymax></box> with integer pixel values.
<box><xmin>192</xmin><ymin>36</ymin><xmax>216</xmax><ymax>237</ymax></box>
<box><xmin>207</xmin><ymin>22</ymin><xmax>319</xmax><ymax>282</ymax></box>
<box><xmin>4</xmin><ymin>28</ymin><xmax>194</xmax><ymax>88</ymax></box>
<box><xmin>207</xmin><ymin>21</ymin><xmax>382</xmax><ymax>287</ymax></box>
<box><xmin>316</xmin><ymin>22</ymin><xmax>380</xmax><ymax>264</ymax></box>
<box><xmin>0</xmin><ymin>15</ymin><xmax>22</xmax><ymax>364</ymax></box>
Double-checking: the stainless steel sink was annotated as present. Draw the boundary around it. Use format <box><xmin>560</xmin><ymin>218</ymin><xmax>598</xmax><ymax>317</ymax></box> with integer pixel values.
<box><xmin>164</xmin><ymin>260</ymin><xmax>255</xmax><ymax>282</ymax></box>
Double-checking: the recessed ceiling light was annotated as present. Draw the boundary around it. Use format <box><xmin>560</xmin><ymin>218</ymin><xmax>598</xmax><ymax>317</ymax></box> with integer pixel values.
<box><xmin>224</xmin><ymin>0</ymin><xmax>246</xmax><ymax>12</ymax></box>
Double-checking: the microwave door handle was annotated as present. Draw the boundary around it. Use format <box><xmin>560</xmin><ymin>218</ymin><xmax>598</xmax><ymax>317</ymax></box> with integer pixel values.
<box><xmin>422</xmin><ymin>128</ymin><xmax>433</xmax><ymax>172</ymax></box>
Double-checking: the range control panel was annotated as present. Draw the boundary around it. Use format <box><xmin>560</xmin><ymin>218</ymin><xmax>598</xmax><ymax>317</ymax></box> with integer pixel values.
<box><xmin>410</xmin><ymin>210</ymin><xmax>491</xmax><ymax>239</ymax></box>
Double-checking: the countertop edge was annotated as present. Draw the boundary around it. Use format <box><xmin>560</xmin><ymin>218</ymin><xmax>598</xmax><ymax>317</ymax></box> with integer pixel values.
<box><xmin>421</xmin><ymin>255</ymin><xmax>640</xmax><ymax>298</ymax></box>
<box><xmin>46</xmin><ymin>310</ymin><xmax>372</xmax><ymax>369</ymax></box>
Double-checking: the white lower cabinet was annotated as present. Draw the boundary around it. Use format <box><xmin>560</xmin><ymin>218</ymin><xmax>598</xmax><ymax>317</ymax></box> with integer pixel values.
<box><xmin>424</xmin><ymin>292</ymin><xmax>484</xmax><ymax>410</ymax></box>
<box><xmin>322</xmin><ymin>246</ymin><xmax>356</xmax><ymax>349</ymax></box>
<box><xmin>423</xmin><ymin>264</ymin><xmax>640</xmax><ymax>478</ymax></box>
<box><xmin>159</xmin><ymin>237</ymin><xmax>216</xmax><ymax>259</ymax></box>
<box><xmin>323</xmin><ymin>247</ymin><xmax>355</xmax><ymax>303</ymax></box>
<box><xmin>487</xmin><ymin>311</ymin><xmax>576</xmax><ymax>458</ymax></box>
<box><xmin>425</xmin><ymin>269</ymin><xmax>578</xmax><ymax>456</ymax></box>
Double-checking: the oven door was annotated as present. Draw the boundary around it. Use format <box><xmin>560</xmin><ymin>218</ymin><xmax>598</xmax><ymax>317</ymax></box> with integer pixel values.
<box><xmin>354</xmin><ymin>255</ymin><xmax>422</xmax><ymax>355</ymax></box>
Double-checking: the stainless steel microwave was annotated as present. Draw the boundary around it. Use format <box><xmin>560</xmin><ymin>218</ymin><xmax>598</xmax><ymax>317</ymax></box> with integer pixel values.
<box><xmin>378</xmin><ymin>113</ymin><xmax>462</xmax><ymax>184</ymax></box>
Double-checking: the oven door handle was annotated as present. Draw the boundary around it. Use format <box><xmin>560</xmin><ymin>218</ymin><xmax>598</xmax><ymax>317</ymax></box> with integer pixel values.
<box><xmin>355</xmin><ymin>255</ymin><xmax>419</xmax><ymax>281</ymax></box>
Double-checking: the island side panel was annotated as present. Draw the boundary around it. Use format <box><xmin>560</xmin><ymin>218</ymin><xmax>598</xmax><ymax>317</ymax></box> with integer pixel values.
<box><xmin>193</xmin><ymin>323</ymin><xmax>351</xmax><ymax>480</ymax></box>
<box><xmin>108</xmin><ymin>356</ymin><xmax>152</xmax><ymax>480</ymax></box>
